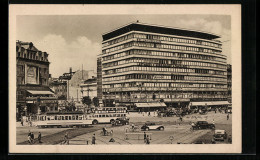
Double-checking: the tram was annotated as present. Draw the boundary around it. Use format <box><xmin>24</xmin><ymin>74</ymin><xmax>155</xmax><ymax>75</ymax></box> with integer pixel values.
<box><xmin>35</xmin><ymin>111</ymin><xmax>92</xmax><ymax>128</ymax></box>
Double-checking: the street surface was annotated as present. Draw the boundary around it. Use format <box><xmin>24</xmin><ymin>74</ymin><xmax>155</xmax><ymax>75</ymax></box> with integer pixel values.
<box><xmin>17</xmin><ymin>111</ymin><xmax>232</xmax><ymax>145</ymax></box>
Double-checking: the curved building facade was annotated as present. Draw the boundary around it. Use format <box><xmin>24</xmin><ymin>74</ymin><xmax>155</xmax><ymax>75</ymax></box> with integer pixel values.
<box><xmin>99</xmin><ymin>22</ymin><xmax>228</xmax><ymax>109</ymax></box>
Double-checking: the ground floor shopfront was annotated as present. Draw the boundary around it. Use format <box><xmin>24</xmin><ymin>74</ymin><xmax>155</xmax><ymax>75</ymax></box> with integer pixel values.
<box><xmin>16</xmin><ymin>89</ymin><xmax>58</xmax><ymax>121</ymax></box>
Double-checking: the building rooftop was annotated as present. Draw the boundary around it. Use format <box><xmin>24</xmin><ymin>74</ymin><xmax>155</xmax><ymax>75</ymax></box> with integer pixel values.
<box><xmin>102</xmin><ymin>22</ymin><xmax>221</xmax><ymax>41</ymax></box>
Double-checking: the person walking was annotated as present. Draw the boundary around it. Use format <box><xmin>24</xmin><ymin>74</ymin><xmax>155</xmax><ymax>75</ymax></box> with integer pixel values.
<box><xmin>30</xmin><ymin>132</ymin><xmax>34</xmax><ymax>144</ymax></box>
<box><xmin>227</xmin><ymin>114</ymin><xmax>229</xmax><ymax>120</ymax></box>
<box><xmin>146</xmin><ymin>135</ymin><xmax>150</xmax><ymax>144</ymax></box>
<box><xmin>148</xmin><ymin>111</ymin><xmax>150</xmax><ymax>116</ymax></box>
<box><xmin>144</xmin><ymin>132</ymin><xmax>147</xmax><ymax>143</ymax></box>
<box><xmin>28</xmin><ymin>134</ymin><xmax>32</xmax><ymax>144</ymax></box>
<box><xmin>38</xmin><ymin>132</ymin><xmax>42</xmax><ymax>143</ymax></box>
<box><xmin>92</xmin><ymin>134</ymin><xmax>96</xmax><ymax>145</ymax></box>
<box><xmin>64</xmin><ymin>132</ymin><xmax>69</xmax><ymax>145</ymax></box>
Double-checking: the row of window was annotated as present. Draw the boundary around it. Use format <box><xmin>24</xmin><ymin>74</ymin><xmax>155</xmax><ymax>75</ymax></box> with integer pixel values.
<box><xmin>88</xmin><ymin>114</ymin><xmax>126</xmax><ymax>118</ymax></box>
<box><xmin>108</xmin><ymin>92</ymin><xmax>227</xmax><ymax>99</ymax></box>
<box><xmin>103</xmin><ymin>74</ymin><xmax>226</xmax><ymax>83</ymax></box>
<box><xmin>103</xmin><ymin>66</ymin><xmax>226</xmax><ymax>76</ymax></box>
<box><xmin>102</xmin><ymin>50</ymin><xmax>226</xmax><ymax>63</ymax></box>
<box><xmin>102</xmin><ymin>41</ymin><xmax>221</xmax><ymax>55</ymax></box>
<box><xmin>103</xmin><ymin>57</ymin><xmax>227</xmax><ymax>69</ymax></box>
<box><xmin>103</xmin><ymin>82</ymin><xmax>227</xmax><ymax>89</ymax></box>
<box><xmin>102</xmin><ymin>33</ymin><xmax>221</xmax><ymax>49</ymax></box>
<box><xmin>17</xmin><ymin>51</ymin><xmax>48</xmax><ymax>62</ymax></box>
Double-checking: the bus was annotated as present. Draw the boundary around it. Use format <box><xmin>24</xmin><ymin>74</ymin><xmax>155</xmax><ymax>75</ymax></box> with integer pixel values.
<box><xmin>34</xmin><ymin>111</ymin><xmax>92</xmax><ymax>128</ymax></box>
<box><xmin>87</xmin><ymin>107</ymin><xmax>128</xmax><ymax>124</ymax></box>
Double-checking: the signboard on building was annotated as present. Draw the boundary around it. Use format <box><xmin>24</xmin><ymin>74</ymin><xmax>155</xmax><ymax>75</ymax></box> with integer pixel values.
<box><xmin>153</xmin><ymin>75</ymin><xmax>164</xmax><ymax>79</ymax></box>
<box><xmin>26</xmin><ymin>66</ymin><xmax>38</xmax><ymax>84</ymax></box>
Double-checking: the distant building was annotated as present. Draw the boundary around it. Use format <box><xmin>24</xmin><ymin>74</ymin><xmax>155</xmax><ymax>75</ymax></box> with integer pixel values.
<box><xmin>99</xmin><ymin>22</ymin><xmax>229</xmax><ymax>110</ymax></box>
<box><xmin>80</xmin><ymin>76</ymin><xmax>97</xmax><ymax>100</ymax></box>
<box><xmin>16</xmin><ymin>40</ymin><xmax>58</xmax><ymax>121</ymax></box>
<box><xmin>49</xmin><ymin>78</ymin><xmax>67</xmax><ymax>100</ymax></box>
<box><xmin>227</xmin><ymin>64</ymin><xmax>232</xmax><ymax>102</ymax></box>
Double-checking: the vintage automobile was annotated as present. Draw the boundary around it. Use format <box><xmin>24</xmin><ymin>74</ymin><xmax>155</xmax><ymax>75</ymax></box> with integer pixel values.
<box><xmin>141</xmin><ymin>122</ymin><xmax>164</xmax><ymax>131</ymax></box>
<box><xmin>112</xmin><ymin>117</ymin><xmax>130</xmax><ymax>126</ymax></box>
<box><xmin>213</xmin><ymin>130</ymin><xmax>227</xmax><ymax>141</ymax></box>
<box><xmin>191</xmin><ymin>121</ymin><xmax>215</xmax><ymax>130</ymax></box>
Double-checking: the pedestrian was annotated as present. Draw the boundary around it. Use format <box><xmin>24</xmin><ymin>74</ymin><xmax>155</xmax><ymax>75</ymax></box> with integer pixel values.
<box><xmin>21</xmin><ymin>120</ymin><xmax>23</xmax><ymax>126</ymax></box>
<box><xmin>146</xmin><ymin>135</ymin><xmax>150</xmax><ymax>144</ymax></box>
<box><xmin>148</xmin><ymin>111</ymin><xmax>150</xmax><ymax>116</ymax></box>
<box><xmin>64</xmin><ymin>132</ymin><xmax>69</xmax><ymax>144</ymax></box>
<box><xmin>144</xmin><ymin>132</ymin><xmax>146</xmax><ymax>143</ymax></box>
<box><xmin>31</xmin><ymin>132</ymin><xmax>34</xmax><ymax>144</ymax></box>
<box><xmin>38</xmin><ymin>132</ymin><xmax>42</xmax><ymax>143</ymax></box>
<box><xmin>180</xmin><ymin>116</ymin><xmax>183</xmax><ymax>121</ymax></box>
<box><xmin>28</xmin><ymin>135</ymin><xmax>32</xmax><ymax>144</ymax></box>
<box><xmin>215</xmin><ymin>109</ymin><xmax>217</xmax><ymax>114</ymax></box>
<box><xmin>212</xmin><ymin>119</ymin><xmax>215</xmax><ymax>125</ymax></box>
<box><xmin>92</xmin><ymin>134</ymin><xmax>96</xmax><ymax>145</ymax></box>
<box><xmin>211</xmin><ymin>138</ymin><xmax>216</xmax><ymax>144</ymax></box>
<box><xmin>227</xmin><ymin>114</ymin><xmax>229</xmax><ymax>120</ymax></box>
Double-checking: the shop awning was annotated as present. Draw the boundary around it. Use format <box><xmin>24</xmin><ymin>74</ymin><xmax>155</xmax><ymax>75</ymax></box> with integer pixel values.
<box><xmin>190</xmin><ymin>101</ymin><xmax>231</xmax><ymax>106</ymax></box>
<box><xmin>135</xmin><ymin>102</ymin><xmax>167</xmax><ymax>108</ymax></box>
<box><xmin>27</xmin><ymin>90</ymin><xmax>54</xmax><ymax>95</ymax></box>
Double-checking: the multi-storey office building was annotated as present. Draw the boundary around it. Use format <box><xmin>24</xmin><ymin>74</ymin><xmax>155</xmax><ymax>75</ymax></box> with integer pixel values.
<box><xmin>16</xmin><ymin>41</ymin><xmax>58</xmax><ymax>121</ymax></box>
<box><xmin>227</xmin><ymin>64</ymin><xmax>232</xmax><ymax>103</ymax></box>
<box><xmin>99</xmin><ymin>22</ymin><xmax>228</xmax><ymax>110</ymax></box>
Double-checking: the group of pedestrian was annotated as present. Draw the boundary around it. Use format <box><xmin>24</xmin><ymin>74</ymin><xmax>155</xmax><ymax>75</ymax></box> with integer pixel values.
<box><xmin>143</xmin><ymin>132</ymin><xmax>150</xmax><ymax>144</ymax></box>
<box><xmin>28</xmin><ymin>131</ymin><xmax>42</xmax><ymax>144</ymax></box>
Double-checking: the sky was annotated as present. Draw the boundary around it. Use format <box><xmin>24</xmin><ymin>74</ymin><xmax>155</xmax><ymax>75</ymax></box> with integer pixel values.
<box><xmin>17</xmin><ymin>15</ymin><xmax>231</xmax><ymax>78</ymax></box>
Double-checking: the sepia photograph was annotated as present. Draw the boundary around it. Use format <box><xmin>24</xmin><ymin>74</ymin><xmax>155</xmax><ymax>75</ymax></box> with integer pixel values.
<box><xmin>9</xmin><ymin>4</ymin><xmax>241</xmax><ymax>153</ymax></box>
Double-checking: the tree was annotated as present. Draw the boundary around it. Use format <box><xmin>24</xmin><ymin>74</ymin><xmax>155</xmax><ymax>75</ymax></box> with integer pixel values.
<box><xmin>92</xmin><ymin>97</ymin><xmax>99</xmax><ymax>107</ymax></box>
<box><xmin>82</xmin><ymin>96</ymin><xmax>92</xmax><ymax>106</ymax></box>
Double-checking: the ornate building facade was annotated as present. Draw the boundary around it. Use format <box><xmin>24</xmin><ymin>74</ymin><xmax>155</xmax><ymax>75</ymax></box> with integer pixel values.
<box><xmin>16</xmin><ymin>41</ymin><xmax>58</xmax><ymax>121</ymax></box>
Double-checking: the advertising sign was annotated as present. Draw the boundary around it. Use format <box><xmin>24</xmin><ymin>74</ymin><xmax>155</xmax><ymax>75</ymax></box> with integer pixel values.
<box><xmin>27</xmin><ymin>66</ymin><xmax>37</xmax><ymax>84</ymax></box>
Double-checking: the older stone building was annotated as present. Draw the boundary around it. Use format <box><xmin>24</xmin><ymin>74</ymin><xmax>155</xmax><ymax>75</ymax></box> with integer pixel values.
<box><xmin>16</xmin><ymin>40</ymin><xmax>58</xmax><ymax>121</ymax></box>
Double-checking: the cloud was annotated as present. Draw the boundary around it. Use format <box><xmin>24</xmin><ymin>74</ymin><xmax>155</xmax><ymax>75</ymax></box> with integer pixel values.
<box><xmin>34</xmin><ymin>34</ymin><xmax>101</xmax><ymax>77</ymax></box>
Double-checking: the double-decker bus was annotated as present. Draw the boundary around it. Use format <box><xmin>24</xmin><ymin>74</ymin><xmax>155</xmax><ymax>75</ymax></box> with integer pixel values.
<box><xmin>34</xmin><ymin>111</ymin><xmax>92</xmax><ymax>128</ymax></box>
<box><xmin>87</xmin><ymin>107</ymin><xmax>128</xmax><ymax>124</ymax></box>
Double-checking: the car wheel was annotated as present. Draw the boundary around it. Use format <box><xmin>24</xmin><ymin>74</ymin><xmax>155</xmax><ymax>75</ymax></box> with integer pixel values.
<box><xmin>160</xmin><ymin>127</ymin><xmax>164</xmax><ymax>131</ymax></box>
<box><xmin>145</xmin><ymin>127</ymin><xmax>149</xmax><ymax>131</ymax></box>
<box><xmin>92</xmin><ymin>120</ymin><xmax>98</xmax><ymax>125</ymax></box>
<box><xmin>110</xmin><ymin>119</ymin><xmax>115</xmax><ymax>124</ymax></box>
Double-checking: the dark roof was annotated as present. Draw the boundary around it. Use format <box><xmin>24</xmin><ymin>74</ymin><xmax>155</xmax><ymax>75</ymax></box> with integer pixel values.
<box><xmin>102</xmin><ymin>23</ymin><xmax>220</xmax><ymax>41</ymax></box>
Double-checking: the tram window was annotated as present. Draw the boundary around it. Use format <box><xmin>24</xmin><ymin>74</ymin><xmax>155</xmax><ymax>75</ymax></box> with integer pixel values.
<box><xmin>110</xmin><ymin>114</ymin><xmax>113</xmax><ymax>117</ymax></box>
<box><xmin>62</xmin><ymin>116</ymin><xmax>64</xmax><ymax>120</ymax></box>
<box><xmin>76</xmin><ymin>116</ymin><xmax>78</xmax><ymax>120</ymax></box>
<box><xmin>72</xmin><ymin>116</ymin><xmax>75</xmax><ymax>120</ymax></box>
<box><xmin>103</xmin><ymin>115</ymin><xmax>106</xmax><ymax>117</ymax></box>
<box><xmin>106</xmin><ymin>115</ymin><xmax>109</xmax><ymax>117</ymax></box>
<box><xmin>99</xmin><ymin>115</ymin><xmax>102</xmax><ymax>117</ymax></box>
<box><xmin>79</xmin><ymin>117</ymin><xmax>82</xmax><ymax>120</ymax></box>
<box><xmin>69</xmin><ymin>116</ymin><xmax>71</xmax><ymax>120</ymax></box>
<box><xmin>65</xmin><ymin>116</ymin><xmax>68</xmax><ymax>120</ymax></box>
<box><xmin>113</xmin><ymin>114</ymin><xmax>116</xmax><ymax>117</ymax></box>
<box><xmin>54</xmin><ymin>116</ymin><xmax>57</xmax><ymax>120</ymax></box>
<box><xmin>58</xmin><ymin>116</ymin><xmax>61</xmax><ymax>120</ymax></box>
<box><xmin>117</xmin><ymin>114</ymin><xmax>120</xmax><ymax>117</ymax></box>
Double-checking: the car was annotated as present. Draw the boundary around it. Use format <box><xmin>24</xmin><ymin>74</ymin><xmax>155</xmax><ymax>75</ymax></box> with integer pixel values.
<box><xmin>141</xmin><ymin>122</ymin><xmax>164</xmax><ymax>131</ymax></box>
<box><xmin>112</xmin><ymin>117</ymin><xmax>129</xmax><ymax>126</ymax></box>
<box><xmin>213</xmin><ymin>130</ymin><xmax>227</xmax><ymax>141</ymax></box>
<box><xmin>192</xmin><ymin>121</ymin><xmax>215</xmax><ymax>130</ymax></box>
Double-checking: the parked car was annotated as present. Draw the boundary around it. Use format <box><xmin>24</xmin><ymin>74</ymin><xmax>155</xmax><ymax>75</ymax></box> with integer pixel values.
<box><xmin>112</xmin><ymin>117</ymin><xmax>129</xmax><ymax>126</ymax></box>
<box><xmin>141</xmin><ymin>122</ymin><xmax>164</xmax><ymax>131</ymax></box>
<box><xmin>192</xmin><ymin>121</ymin><xmax>215</xmax><ymax>130</ymax></box>
<box><xmin>213</xmin><ymin>130</ymin><xmax>227</xmax><ymax>141</ymax></box>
